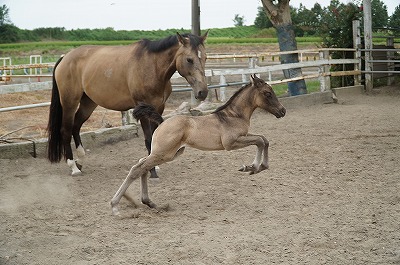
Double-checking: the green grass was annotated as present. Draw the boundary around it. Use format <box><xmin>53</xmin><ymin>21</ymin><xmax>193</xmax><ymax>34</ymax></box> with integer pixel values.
<box><xmin>0</xmin><ymin>37</ymin><xmax>323</xmax><ymax>56</ymax></box>
<box><xmin>272</xmin><ymin>80</ymin><xmax>321</xmax><ymax>96</ymax></box>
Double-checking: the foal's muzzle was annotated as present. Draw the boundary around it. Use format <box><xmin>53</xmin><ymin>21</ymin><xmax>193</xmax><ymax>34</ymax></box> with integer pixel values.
<box><xmin>275</xmin><ymin>107</ymin><xmax>286</xmax><ymax>118</ymax></box>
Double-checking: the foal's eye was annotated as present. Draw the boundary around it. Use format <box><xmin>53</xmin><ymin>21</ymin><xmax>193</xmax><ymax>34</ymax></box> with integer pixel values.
<box><xmin>187</xmin><ymin>58</ymin><xmax>194</xmax><ymax>64</ymax></box>
<box><xmin>264</xmin><ymin>91</ymin><xmax>272</xmax><ymax>98</ymax></box>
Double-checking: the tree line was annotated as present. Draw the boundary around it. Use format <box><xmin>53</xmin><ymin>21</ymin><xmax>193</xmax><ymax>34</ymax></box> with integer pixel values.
<box><xmin>254</xmin><ymin>0</ymin><xmax>400</xmax><ymax>37</ymax></box>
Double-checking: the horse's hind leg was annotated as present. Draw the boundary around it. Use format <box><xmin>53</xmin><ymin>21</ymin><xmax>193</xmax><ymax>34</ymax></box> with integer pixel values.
<box><xmin>61</xmin><ymin>106</ymin><xmax>81</xmax><ymax>176</ymax></box>
<box><xmin>72</xmin><ymin>94</ymin><xmax>98</xmax><ymax>161</ymax></box>
<box><xmin>140</xmin><ymin>118</ymin><xmax>160</xmax><ymax>179</ymax></box>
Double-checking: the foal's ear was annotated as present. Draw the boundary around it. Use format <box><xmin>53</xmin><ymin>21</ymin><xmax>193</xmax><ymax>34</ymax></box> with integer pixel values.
<box><xmin>250</xmin><ymin>74</ymin><xmax>255</xmax><ymax>85</ymax></box>
<box><xmin>201</xmin><ymin>30</ymin><xmax>209</xmax><ymax>42</ymax></box>
<box><xmin>177</xmin><ymin>32</ymin><xmax>189</xmax><ymax>45</ymax></box>
<box><xmin>250</xmin><ymin>74</ymin><xmax>264</xmax><ymax>87</ymax></box>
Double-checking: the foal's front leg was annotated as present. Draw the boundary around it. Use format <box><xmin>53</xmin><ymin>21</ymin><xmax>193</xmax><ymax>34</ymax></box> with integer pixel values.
<box><xmin>227</xmin><ymin>134</ymin><xmax>269</xmax><ymax>174</ymax></box>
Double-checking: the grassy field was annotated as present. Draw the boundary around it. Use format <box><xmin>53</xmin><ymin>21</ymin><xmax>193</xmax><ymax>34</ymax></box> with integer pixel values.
<box><xmin>0</xmin><ymin>36</ymin><xmax>322</xmax><ymax>56</ymax></box>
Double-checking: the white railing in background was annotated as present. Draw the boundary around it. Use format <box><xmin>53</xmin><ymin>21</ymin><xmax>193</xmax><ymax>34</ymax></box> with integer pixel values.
<box><xmin>0</xmin><ymin>48</ymin><xmax>360</xmax><ymax>115</ymax></box>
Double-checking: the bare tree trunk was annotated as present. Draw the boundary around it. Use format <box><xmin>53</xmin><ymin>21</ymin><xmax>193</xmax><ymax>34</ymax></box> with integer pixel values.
<box><xmin>261</xmin><ymin>0</ymin><xmax>307</xmax><ymax>96</ymax></box>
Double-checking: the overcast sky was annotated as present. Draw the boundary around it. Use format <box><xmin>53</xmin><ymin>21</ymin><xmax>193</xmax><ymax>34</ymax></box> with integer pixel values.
<box><xmin>2</xmin><ymin>0</ymin><xmax>398</xmax><ymax>31</ymax></box>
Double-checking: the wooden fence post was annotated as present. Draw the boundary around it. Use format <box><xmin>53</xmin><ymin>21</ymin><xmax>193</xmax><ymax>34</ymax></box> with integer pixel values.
<box><xmin>319</xmin><ymin>50</ymin><xmax>331</xmax><ymax>92</ymax></box>
<box><xmin>352</xmin><ymin>20</ymin><xmax>362</xmax><ymax>86</ymax></box>
<box><xmin>387</xmin><ymin>37</ymin><xmax>395</xmax><ymax>86</ymax></box>
<box><xmin>363</xmin><ymin>0</ymin><xmax>373</xmax><ymax>93</ymax></box>
<box><xmin>219</xmin><ymin>75</ymin><xmax>227</xmax><ymax>102</ymax></box>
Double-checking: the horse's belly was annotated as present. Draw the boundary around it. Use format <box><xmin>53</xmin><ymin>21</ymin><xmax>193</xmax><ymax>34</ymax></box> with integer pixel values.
<box><xmin>85</xmin><ymin>86</ymin><xmax>135</xmax><ymax>111</ymax></box>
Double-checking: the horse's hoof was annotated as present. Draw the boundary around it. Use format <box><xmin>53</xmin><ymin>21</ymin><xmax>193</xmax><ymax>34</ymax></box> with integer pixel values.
<box><xmin>76</xmin><ymin>163</ymin><xmax>83</xmax><ymax>171</ymax></box>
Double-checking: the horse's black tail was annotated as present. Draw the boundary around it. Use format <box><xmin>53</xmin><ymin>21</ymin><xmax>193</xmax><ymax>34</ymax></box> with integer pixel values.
<box><xmin>47</xmin><ymin>56</ymin><xmax>64</xmax><ymax>163</ymax></box>
<box><xmin>132</xmin><ymin>103</ymin><xmax>164</xmax><ymax>125</ymax></box>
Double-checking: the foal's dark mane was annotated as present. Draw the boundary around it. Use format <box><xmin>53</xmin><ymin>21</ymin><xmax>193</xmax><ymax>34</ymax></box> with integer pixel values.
<box><xmin>212</xmin><ymin>82</ymin><xmax>252</xmax><ymax>122</ymax></box>
<box><xmin>138</xmin><ymin>33</ymin><xmax>203</xmax><ymax>53</ymax></box>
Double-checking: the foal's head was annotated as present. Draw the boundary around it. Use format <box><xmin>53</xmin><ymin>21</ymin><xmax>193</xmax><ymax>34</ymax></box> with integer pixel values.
<box><xmin>175</xmin><ymin>32</ymin><xmax>209</xmax><ymax>100</ymax></box>
<box><xmin>251</xmin><ymin>75</ymin><xmax>286</xmax><ymax>118</ymax></box>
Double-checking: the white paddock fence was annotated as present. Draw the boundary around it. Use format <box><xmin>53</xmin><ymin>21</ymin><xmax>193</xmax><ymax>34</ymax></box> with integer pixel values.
<box><xmin>0</xmin><ymin>48</ymin><xmax>360</xmax><ymax>120</ymax></box>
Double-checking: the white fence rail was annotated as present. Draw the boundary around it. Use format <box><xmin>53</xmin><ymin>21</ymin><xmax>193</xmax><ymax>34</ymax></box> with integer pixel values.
<box><xmin>0</xmin><ymin>48</ymin><xmax>359</xmax><ymax>114</ymax></box>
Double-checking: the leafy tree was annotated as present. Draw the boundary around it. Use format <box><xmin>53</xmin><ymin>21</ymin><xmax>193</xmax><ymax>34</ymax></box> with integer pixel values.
<box><xmin>319</xmin><ymin>0</ymin><xmax>361</xmax><ymax>87</ymax></box>
<box><xmin>233</xmin><ymin>14</ymin><xmax>245</xmax><ymax>27</ymax></box>
<box><xmin>388</xmin><ymin>4</ymin><xmax>400</xmax><ymax>33</ymax></box>
<box><xmin>0</xmin><ymin>4</ymin><xmax>10</xmax><ymax>26</ymax></box>
<box><xmin>371</xmin><ymin>0</ymin><xmax>388</xmax><ymax>29</ymax></box>
<box><xmin>319</xmin><ymin>0</ymin><xmax>361</xmax><ymax>48</ymax></box>
<box><xmin>0</xmin><ymin>24</ymin><xmax>19</xmax><ymax>43</ymax></box>
<box><xmin>295</xmin><ymin>3</ymin><xmax>323</xmax><ymax>35</ymax></box>
<box><xmin>0</xmin><ymin>4</ymin><xmax>21</xmax><ymax>43</ymax></box>
<box><xmin>254</xmin><ymin>6</ymin><xmax>272</xmax><ymax>28</ymax></box>
<box><xmin>260</xmin><ymin>0</ymin><xmax>307</xmax><ymax>95</ymax></box>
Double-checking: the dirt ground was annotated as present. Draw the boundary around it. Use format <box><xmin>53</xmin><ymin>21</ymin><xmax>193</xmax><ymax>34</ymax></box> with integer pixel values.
<box><xmin>0</xmin><ymin>86</ymin><xmax>399</xmax><ymax>264</ymax></box>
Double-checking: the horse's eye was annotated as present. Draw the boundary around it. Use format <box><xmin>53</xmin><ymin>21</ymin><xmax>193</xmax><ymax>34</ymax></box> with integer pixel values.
<box><xmin>187</xmin><ymin>58</ymin><xmax>194</xmax><ymax>64</ymax></box>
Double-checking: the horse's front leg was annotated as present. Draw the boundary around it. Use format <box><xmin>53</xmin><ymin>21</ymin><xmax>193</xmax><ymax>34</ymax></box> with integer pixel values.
<box><xmin>226</xmin><ymin>134</ymin><xmax>268</xmax><ymax>174</ymax></box>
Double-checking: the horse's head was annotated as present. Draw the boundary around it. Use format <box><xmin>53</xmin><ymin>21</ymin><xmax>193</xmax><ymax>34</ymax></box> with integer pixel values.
<box><xmin>175</xmin><ymin>32</ymin><xmax>209</xmax><ymax>101</ymax></box>
<box><xmin>251</xmin><ymin>75</ymin><xmax>286</xmax><ymax>118</ymax></box>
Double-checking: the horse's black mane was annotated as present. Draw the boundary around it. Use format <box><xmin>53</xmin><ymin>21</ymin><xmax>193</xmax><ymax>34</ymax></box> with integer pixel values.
<box><xmin>212</xmin><ymin>82</ymin><xmax>252</xmax><ymax>122</ymax></box>
<box><xmin>139</xmin><ymin>33</ymin><xmax>203</xmax><ymax>53</ymax></box>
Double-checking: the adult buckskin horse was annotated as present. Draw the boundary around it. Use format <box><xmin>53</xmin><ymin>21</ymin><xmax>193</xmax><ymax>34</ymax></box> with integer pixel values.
<box><xmin>47</xmin><ymin>32</ymin><xmax>209</xmax><ymax>177</ymax></box>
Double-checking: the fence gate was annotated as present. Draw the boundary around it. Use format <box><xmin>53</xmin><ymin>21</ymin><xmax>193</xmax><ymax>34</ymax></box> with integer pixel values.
<box><xmin>357</xmin><ymin>0</ymin><xmax>400</xmax><ymax>92</ymax></box>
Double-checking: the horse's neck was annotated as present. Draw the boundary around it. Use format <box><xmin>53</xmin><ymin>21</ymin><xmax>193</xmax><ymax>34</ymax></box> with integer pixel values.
<box><xmin>154</xmin><ymin>46</ymin><xmax>180</xmax><ymax>81</ymax></box>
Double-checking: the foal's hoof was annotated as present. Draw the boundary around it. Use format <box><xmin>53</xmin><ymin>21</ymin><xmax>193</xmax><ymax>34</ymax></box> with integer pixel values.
<box><xmin>111</xmin><ymin>206</ymin><xmax>120</xmax><ymax>216</ymax></box>
<box><xmin>238</xmin><ymin>165</ymin><xmax>256</xmax><ymax>173</ymax></box>
<box><xmin>71</xmin><ymin>169</ymin><xmax>82</xmax><ymax>176</ymax></box>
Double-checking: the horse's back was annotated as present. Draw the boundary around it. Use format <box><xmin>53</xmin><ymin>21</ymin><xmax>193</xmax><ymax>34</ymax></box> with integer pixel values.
<box><xmin>55</xmin><ymin>44</ymin><xmax>143</xmax><ymax>110</ymax></box>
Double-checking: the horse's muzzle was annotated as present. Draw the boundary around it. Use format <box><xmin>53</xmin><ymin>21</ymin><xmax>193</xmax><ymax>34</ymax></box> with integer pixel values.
<box><xmin>196</xmin><ymin>90</ymin><xmax>208</xmax><ymax>101</ymax></box>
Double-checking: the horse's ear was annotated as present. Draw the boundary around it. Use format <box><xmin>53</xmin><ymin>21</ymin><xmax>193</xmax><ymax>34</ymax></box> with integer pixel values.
<box><xmin>177</xmin><ymin>32</ymin><xmax>188</xmax><ymax>45</ymax></box>
<box><xmin>201</xmin><ymin>30</ymin><xmax>209</xmax><ymax>43</ymax></box>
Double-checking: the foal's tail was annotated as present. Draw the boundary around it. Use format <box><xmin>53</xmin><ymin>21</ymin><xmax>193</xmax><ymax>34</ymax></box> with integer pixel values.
<box><xmin>132</xmin><ymin>103</ymin><xmax>164</xmax><ymax>125</ymax></box>
<box><xmin>47</xmin><ymin>56</ymin><xmax>64</xmax><ymax>163</ymax></box>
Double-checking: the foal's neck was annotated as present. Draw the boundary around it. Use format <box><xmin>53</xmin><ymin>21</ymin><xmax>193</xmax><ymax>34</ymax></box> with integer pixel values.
<box><xmin>222</xmin><ymin>86</ymin><xmax>257</xmax><ymax>121</ymax></box>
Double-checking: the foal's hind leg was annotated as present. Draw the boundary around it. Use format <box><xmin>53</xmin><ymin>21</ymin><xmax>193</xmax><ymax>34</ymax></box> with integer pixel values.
<box><xmin>110</xmin><ymin>158</ymin><xmax>148</xmax><ymax>215</ymax></box>
<box><xmin>72</xmin><ymin>94</ymin><xmax>98</xmax><ymax>162</ymax></box>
